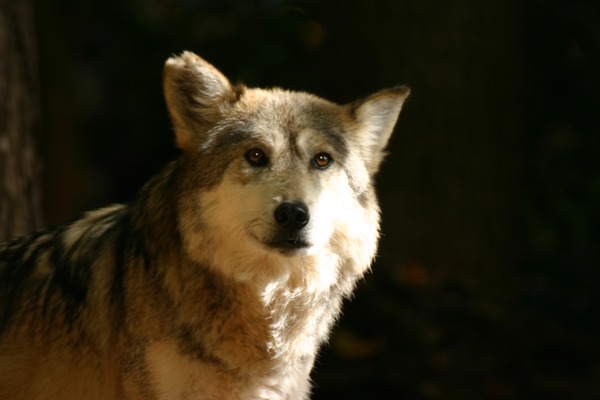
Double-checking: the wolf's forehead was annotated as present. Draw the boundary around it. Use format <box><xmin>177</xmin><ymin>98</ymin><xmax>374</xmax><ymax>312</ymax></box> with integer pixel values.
<box><xmin>232</xmin><ymin>89</ymin><xmax>350</xmax><ymax>150</ymax></box>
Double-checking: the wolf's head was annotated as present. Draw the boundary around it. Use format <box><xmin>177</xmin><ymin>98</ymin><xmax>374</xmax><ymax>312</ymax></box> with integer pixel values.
<box><xmin>163</xmin><ymin>52</ymin><xmax>409</xmax><ymax>284</ymax></box>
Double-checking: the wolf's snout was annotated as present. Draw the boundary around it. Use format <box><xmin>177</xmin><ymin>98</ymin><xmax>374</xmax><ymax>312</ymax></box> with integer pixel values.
<box><xmin>274</xmin><ymin>201</ymin><xmax>309</xmax><ymax>231</ymax></box>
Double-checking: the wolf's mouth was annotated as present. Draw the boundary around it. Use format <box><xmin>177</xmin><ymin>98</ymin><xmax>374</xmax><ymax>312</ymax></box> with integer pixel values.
<box><xmin>267</xmin><ymin>238</ymin><xmax>310</xmax><ymax>254</ymax></box>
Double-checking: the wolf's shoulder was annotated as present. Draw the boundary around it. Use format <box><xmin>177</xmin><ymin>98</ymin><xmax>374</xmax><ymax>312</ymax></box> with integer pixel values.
<box><xmin>0</xmin><ymin>204</ymin><xmax>133</xmax><ymax>333</ymax></box>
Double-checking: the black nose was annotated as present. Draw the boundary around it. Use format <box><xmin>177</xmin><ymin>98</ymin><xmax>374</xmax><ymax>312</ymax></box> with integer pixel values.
<box><xmin>274</xmin><ymin>201</ymin><xmax>310</xmax><ymax>230</ymax></box>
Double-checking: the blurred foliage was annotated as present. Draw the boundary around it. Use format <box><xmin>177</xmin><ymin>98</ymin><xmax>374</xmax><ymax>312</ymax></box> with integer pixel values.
<box><xmin>31</xmin><ymin>0</ymin><xmax>600</xmax><ymax>398</ymax></box>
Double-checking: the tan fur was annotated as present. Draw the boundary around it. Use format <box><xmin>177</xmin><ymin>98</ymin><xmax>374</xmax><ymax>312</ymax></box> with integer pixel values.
<box><xmin>0</xmin><ymin>51</ymin><xmax>409</xmax><ymax>399</ymax></box>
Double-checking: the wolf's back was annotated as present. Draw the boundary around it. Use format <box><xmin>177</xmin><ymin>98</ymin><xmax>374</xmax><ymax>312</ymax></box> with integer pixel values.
<box><xmin>0</xmin><ymin>204</ymin><xmax>131</xmax><ymax>337</ymax></box>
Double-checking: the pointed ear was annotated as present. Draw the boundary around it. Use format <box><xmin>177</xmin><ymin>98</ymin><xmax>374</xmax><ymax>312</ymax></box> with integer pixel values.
<box><xmin>352</xmin><ymin>86</ymin><xmax>410</xmax><ymax>174</ymax></box>
<box><xmin>163</xmin><ymin>51</ymin><xmax>244</xmax><ymax>151</ymax></box>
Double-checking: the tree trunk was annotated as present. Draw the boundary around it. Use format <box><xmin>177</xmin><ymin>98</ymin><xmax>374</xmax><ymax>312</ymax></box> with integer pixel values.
<box><xmin>0</xmin><ymin>0</ymin><xmax>42</xmax><ymax>242</ymax></box>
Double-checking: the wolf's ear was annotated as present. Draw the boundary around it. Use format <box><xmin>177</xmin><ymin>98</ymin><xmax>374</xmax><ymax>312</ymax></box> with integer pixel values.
<box><xmin>163</xmin><ymin>51</ymin><xmax>243</xmax><ymax>151</ymax></box>
<box><xmin>352</xmin><ymin>86</ymin><xmax>410</xmax><ymax>174</ymax></box>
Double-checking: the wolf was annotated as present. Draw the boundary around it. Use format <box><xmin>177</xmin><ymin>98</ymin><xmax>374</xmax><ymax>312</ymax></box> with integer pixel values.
<box><xmin>0</xmin><ymin>51</ymin><xmax>409</xmax><ymax>399</ymax></box>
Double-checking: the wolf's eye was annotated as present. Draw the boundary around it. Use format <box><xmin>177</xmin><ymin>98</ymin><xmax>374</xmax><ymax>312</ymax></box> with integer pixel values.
<box><xmin>245</xmin><ymin>148</ymin><xmax>269</xmax><ymax>167</ymax></box>
<box><xmin>312</xmin><ymin>153</ymin><xmax>333</xmax><ymax>169</ymax></box>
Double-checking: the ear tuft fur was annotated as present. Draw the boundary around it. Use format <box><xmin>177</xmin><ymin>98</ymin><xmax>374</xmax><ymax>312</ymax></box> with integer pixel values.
<box><xmin>352</xmin><ymin>86</ymin><xmax>410</xmax><ymax>174</ymax></box>
<box><xmin>163</xmin><ymin>51</ymin><xmax>244</xmax><ymax>151</ymax></box>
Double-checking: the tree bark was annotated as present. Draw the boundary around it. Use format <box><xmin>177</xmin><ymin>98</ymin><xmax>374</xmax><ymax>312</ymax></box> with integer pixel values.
<box><xmin>0</xmin><ymin>0</ymin><xmax>42</xmax><ymax>242</ymax></box>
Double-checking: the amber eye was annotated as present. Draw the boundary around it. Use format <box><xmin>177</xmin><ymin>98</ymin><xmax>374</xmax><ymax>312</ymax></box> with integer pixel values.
<box><xmin>312</xmin><ymin>152</ymin><xmax>333</xmax><ymax>169</ymax></box>
<box><xmin>245</xmin><ymin>148</ymin><xmax>269</xmax><ymax>167</ymax></box>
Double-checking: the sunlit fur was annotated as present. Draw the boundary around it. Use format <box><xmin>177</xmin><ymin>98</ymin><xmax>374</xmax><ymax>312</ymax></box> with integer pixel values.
<box><xmin>0</xmin><ymin>51</ymin><xmax>409</xmax><ymax>399</ymax></box>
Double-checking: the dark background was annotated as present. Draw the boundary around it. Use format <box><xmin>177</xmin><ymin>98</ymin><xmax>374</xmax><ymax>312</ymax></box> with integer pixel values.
<box><xmin>32</xmin><ymin>0</ymin><xmax>599</xmax><ymax>399</ymax></box>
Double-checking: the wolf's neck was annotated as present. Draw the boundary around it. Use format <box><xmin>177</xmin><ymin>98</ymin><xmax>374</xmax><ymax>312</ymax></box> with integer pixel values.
<box><xmin>260</xmin><ymin>271</ymin><xmax>346</xmax><ymax>362</ymax></box>
<box><xmin>129</xmin><ymin>160</ymin><xmax>184</xmax><ymax>259</ymax></box>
